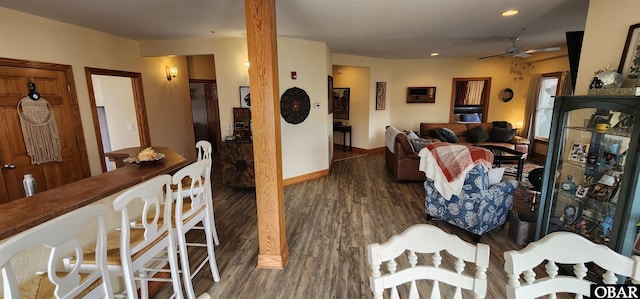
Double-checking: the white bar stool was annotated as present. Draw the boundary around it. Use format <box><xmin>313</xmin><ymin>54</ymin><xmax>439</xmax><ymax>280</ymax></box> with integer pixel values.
<box><xmin>172</xmin><ymin>159</ymin><xmax>221</xmax><ymax>299</ymax></box>
<box><xmin>0</xmin><ymin>204</ymin><xmax>113</xmax><ymax>298</ymax></box>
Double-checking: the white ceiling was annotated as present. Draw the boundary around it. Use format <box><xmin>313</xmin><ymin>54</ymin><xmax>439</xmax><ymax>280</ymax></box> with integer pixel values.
<box><xmin>0</xmin><ymin>0</ymin><xmax>589</xmax><ymax>59</ymax></box>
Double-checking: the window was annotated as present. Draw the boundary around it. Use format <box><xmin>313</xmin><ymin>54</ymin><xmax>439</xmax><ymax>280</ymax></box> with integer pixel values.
<box><xmin>534</xmin><ymin>74</ymin><xmax>561</xmax><ymax>139</ymax></box>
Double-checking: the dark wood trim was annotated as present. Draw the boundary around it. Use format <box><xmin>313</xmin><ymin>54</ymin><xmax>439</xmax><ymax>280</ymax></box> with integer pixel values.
<box><xmin>0</xmin><ymin>57</ymin><xmax>91</xmax><ymax>178</ymax></box>
<box><xmin>84</xmin><ymin>67</ymin><xmax>151</xmax><ymax>172</ymax></box>
<box><xmin>282</xmin><ymin>169</ymin><xmax>329</xmax><ymax>186</ymax></box>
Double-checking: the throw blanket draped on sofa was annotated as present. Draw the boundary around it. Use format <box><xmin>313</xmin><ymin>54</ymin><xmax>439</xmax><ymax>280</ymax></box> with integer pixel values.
<box><xmin>385</xmin><ymin>126</ymin><xmax>402</xmax><ymax>154</ymax></box>
<box><xmin>418</xmin><ymin>143</ymin><xmax>493</xmax><ymax>200</ymax></box>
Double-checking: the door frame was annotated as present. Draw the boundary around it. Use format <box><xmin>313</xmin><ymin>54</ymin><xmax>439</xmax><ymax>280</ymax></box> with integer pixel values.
<box><xmin>85</xmin><ymin>67</ymin><xmax>151</xmax><ymax>172</ymax></box>
<box><xmin>189</xmin><ymin>79</ymin><xmax>221</xmax><ymax>153</ymax></box>
<box><xmin>0</xmin><ymin>57</ymin><xmax>91</xmax><ymax>201</ymax></box>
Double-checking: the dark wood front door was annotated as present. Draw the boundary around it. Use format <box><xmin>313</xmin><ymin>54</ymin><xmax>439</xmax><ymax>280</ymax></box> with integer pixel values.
<box><xmin>0</xmin><ymin>58</ymin><xmax>90</xmax><ymax>203</ymax></box>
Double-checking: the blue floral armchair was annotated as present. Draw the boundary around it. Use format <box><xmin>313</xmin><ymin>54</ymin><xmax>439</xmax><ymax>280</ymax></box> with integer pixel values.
<box><xmin>424</xmin><ymin>164</ymin><xmax>517</xmax><ymax>238</ymax></box>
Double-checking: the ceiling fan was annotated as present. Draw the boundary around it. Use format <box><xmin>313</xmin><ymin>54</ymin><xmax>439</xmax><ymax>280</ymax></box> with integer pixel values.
<box><xmin>478</xmin><ymin>37</ymin><xmax>560</xmax><ymax>60</ymax></box>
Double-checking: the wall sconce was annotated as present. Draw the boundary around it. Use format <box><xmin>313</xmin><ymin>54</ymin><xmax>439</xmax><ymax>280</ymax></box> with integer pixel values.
<box><xmin>244</xmin><ymin>60</ymin><xmax>250</xmax><ymax>70</ymax></box>
<box><xmin>166</xmin><ymin>65</ymin><xmax>178</xmax><ymax>81</ymax></box>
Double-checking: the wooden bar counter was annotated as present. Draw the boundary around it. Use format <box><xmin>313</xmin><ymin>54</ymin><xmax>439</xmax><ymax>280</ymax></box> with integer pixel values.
<box><xmin>0</xmin><ymin>146</ymin><xmax>190</xmax><ymax>240</ymax></box>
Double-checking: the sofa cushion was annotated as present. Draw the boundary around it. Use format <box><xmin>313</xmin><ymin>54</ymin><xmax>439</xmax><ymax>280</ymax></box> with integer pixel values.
<box><xmin>411</xmin><ymin>138</ymin><xmax>431</xmax><ymax>152</ymax></box>
<box><xmin>488</xmin><ymin>167</ymin><xmax>505</xmax><ymax>185</ymax></box>
<box><xmin>431</xmin><ymin>127</ymin><xmax>458</xmax><ymax>143</ymax></box>
<box><xmin>407</xmin><ymin>130</ymin><xmax>420</xmax><ymax>140</ymax></box>
<box><xmin>489</xmin><ymin>127</ymin><xmax>516</xmax><ymax>143</ymax></box>
<box><xmin>492</xmin><ymin>121</ymin><xmax>513</xmax><ymax>130</ymax></box>
<box><xmin>467</xmin><ymin>125</ymin><xmax>490</xmax><ymax>142</ymax></box>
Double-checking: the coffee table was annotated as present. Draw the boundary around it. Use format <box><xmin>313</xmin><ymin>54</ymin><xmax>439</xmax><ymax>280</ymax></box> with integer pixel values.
<box><xmin>480</xmin><ymin>145</ymin><xmax>526</xmax><ymax>181</ymax></box>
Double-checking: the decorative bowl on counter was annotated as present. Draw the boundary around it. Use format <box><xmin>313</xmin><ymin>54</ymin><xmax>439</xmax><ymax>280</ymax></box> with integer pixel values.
<box><xmin>123</xmin><ymin>152</ymin><xmax>165</xmax><ymax>165</ymax></box>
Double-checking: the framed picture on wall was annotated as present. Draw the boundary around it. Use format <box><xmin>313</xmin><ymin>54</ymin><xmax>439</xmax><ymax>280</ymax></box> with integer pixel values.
<box><xmin>618</xmin><ymin>22</ymin><xmax>640</xmax><ymax>87</ymax></box>
<box><xmin>333</xmin><ymin>87</ymin><xmax>350</xmax><ymax>120</ymax></box>
<box><xmin>376</xmin><ymin>82</ymin><xmax>386</xmax><ymax>110</ymax></box>
<box><xmin>239</xmin><ymin>86</ymin><xmax>251</xmax><ymax>108</ymax></box>
<box><xmin>328</xmin><ymin>76</ymin><xmax>334</xmax><ymax>114</ymax></box>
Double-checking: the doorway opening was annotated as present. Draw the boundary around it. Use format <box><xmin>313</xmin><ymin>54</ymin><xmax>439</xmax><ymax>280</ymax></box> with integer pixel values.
<box><xmin>85</xmin><ymin>68</ymin><xmax>151</xmax><ymax>172</ymax></box>
<box><xmin>189</xmin><ymin>80</ymin><xmax>221</xmax><ymax>153</ymax></box>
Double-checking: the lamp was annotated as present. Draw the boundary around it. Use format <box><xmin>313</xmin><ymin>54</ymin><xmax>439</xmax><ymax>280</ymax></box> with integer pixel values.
<box><xmin>515</xmin><ymin>120</ymin><xmax>523</xmax><ymax>128</ymax></box>
<box><xmin>166</xmin><ymin>65</ymin><xmax>178</xmax><ymax>81</ymax></box>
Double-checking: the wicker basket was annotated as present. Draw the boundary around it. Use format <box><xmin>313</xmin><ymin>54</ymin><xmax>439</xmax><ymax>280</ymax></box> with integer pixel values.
<box><xmin>508</xmin><ymin>211</ymin><xmax>537</xmax><ymax>247</ymax></box>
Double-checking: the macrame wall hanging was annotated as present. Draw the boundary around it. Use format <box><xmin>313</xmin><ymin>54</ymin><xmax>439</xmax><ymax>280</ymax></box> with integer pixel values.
<box><xmin>17</xmin><ymin>82</ymin><xmax>62</xmax><ymax>165</ymax></box>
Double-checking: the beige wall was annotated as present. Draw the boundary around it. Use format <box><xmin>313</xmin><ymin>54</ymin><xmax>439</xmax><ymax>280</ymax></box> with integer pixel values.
<box><xmin>0</xmin><ymin>7</ymin><xmax>196</xmax><ymax>175</ymax></box>
<box><xmin>575</xmin><ymin>0</ymin><xmax>640</xmax><ymax>94</ymax></box>
<box><xmin>92</xmin><ymin>75</ymin><xmax>140</xmax><ymax>151</ymax></box>
<box><xmin>4</xmin><ymin>0</ymin><xmax>635</xmax><ymax>179</ymax></box>
<box><xmin>332</xmin><ymin>65</ymin><xmax>371</xmax><ymax>149</ymax></box>
<box><xmin>331</xmin><ymin>54</ymin><xmax>393</xmax><ymax>149</ymax></box>
<box><xmin>140</xmin><ymin>36</ymin><xmax>332</xmax><ymax>179</ymax></box>
<box><xmin>187</xmin><ymin>55</ymin><xmax>216</xmax><ymax>80</ymax></box>
<box><xmin>331</xmin><ymin>54</ymin><xmax>570</xmax><ymax>149</ymax></box>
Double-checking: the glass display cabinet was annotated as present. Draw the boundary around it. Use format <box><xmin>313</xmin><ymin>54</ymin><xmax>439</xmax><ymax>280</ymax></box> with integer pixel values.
<box><xmin>536</xmin><ymin>96</ymin><xmax>639</xmax><ymax>260</ymax></box>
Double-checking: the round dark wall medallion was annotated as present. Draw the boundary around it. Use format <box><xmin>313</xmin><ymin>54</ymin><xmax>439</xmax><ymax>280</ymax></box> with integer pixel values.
<box><xmin>500</xmin><ymin>88</ymin><xmax>514</xmax><ymax>102</ymax></box>
<box><xmin>280</xmin><ymin>87</ymin><xmax>311</xmax><ymax>124</ymax></box>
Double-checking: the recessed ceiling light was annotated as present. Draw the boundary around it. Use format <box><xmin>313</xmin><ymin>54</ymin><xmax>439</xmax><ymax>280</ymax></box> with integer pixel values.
<box><xmin>502</xmin><ymin>10</ymin><xmax>518</xmax><ymax>16</ymax></box>
<box><xmin>430</xmin><ymin>52</ymin><xmax>439</xmax><ymax>56</ymax></box>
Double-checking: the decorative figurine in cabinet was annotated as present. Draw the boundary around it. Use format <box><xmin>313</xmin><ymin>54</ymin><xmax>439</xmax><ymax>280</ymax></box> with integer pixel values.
<box><xmin>536</xmin><ymin>96</ymin><xmax>639</xmax><ymax>259</ymax></box>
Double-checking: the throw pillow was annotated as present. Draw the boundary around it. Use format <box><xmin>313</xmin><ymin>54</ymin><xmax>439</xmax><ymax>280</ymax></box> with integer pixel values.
<box><xmin>411</xmin><ymin>138</ymin><xmax>432</xmax><ymax>151</ymax></box>
<box><xmin>467</xmin><ymin>125</ymin><xmax>489</xmax><ymax>142</ymax></box>
<box><xmin>492</xmin><ymin>121</ymin><xmax>513</xmax><ymax>130</ymax></box>
<box><xmin>462</xmin><ymin>113</ymin><xmax>481</xmax><ymax>123</ymax></box>
<box><xmin>431</xmin><ymin>127</ymin><xmax>458</xmax><ymax>143</ymax></box>
<box><xmin>407</xmin><ymin>130</ymin><xmax>420</xmax><ymax>140</ymax></box>
<box><xmin>489</xmin><ymin>127</ymin><xmax>516</xmax><ymax>143</ymax></box>
<box><xmin>488</xmin><ymin>167</ymin><xmax>506</xmax><ymax>185</ymax></box>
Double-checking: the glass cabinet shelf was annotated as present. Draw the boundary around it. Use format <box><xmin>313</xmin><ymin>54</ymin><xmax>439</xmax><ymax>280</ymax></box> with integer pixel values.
<box><xmin>537</xmin><ymin>96</ymin><xmax>639</xmax><ymax>258</ymax></box>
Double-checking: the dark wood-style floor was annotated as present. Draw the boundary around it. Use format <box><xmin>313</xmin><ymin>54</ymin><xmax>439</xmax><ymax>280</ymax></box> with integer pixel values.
<box><xmin>154</xmin><ymin>150</ymin><xmax>524</xmax><ymax>298</ymax></box>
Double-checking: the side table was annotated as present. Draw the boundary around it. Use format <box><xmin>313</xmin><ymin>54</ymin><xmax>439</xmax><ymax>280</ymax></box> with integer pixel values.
<box><xmin>333</xmin><ymin>124</ymin><xmax>352</xmax><ymax>151</ymax></box>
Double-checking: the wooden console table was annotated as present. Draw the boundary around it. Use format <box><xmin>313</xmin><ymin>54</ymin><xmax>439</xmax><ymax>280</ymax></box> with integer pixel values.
<box><xmin>333</xmin><ymin>124</ymin><xmax>352</xmax><ymax>151</ymax></box>
<box><xmin>219</xmin><ymin>141</ymin><xmax>255</xmax><ymax>188</ymax></box>
<box><xmin>0</xmin><ymin>146</ymin><xmax>189</xmax><ymax>240</ymax></box>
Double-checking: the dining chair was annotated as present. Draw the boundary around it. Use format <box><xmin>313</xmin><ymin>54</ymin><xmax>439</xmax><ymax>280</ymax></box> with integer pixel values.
<box><xmin>504</xmin><ymin>231</ymin><xmax>640</xmax><ymax>299</ymax></box>
<box><xmin>367</xmin><ymin>223</ymin><xmax>490</xmax><ymax>299</ymax></box>
<box><xmin>112</xmin><ymin>174</ymin><xmax>184</xmax><ymax>298</ymax></box>
<box><xmin>64</xmin><ymin>174</ymin><xmax>184</xmax><ymax>298</ymax></box>
<box><xmin>0</xmin><ymin>204</ymin><xmax>113</xmax><ymax>298</ymax></box>
<box><xmin>172</xmin><ymin>159</ymin><xmax>221</xmax><ymax>299</ymax></box>
<box><xmin>172</xmin><ymin>140</ymin><xmax>219</xmax><ymax>246</ymax></box>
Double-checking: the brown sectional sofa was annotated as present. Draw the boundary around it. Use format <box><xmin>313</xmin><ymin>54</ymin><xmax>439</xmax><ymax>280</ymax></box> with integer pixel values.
<box><xmin>385</xmin><ymin>132</ymin><xmax>426</xmax><ymax>182</ymax></box>
<box><xmin>419</xmin><ymin>122</ymin><xmax>530</xmax><ymax>155</ymax></box>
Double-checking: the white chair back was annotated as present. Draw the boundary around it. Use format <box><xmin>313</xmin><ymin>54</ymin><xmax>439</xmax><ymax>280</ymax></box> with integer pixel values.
<box><xmin>504</xmin><ymin>231</ymin><xmax>640</xmax><ymax>299</ymax></box>
<box><xmin>0</xmin><ymin>204</ymin><xmax>113</xmax><ymax>298</ymax></box>
<box><xmin>113</xmin><ymin>174</ymin><xmax>183</xmax><ymax>299</ymax></box>
<box><xmin>367</xmin><ymin>224</ymin><xmax>490</xmax><ymax>299</ymax></box>
<box><xmin>196</xmin><ymin>140</ymin><xmax>213</xmax><ymax>164</ymax></box>
<box><xmin>172</xmin><ymin>159</ymin><xmax>221</xmax><ymax>299</ymax></box>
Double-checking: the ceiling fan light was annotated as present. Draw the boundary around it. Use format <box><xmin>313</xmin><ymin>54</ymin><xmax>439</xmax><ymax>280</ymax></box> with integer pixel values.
<box><xmin>502</xmin><ymin>10</ymin><xmax>519</xmax><ymax>16</ymax></box>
